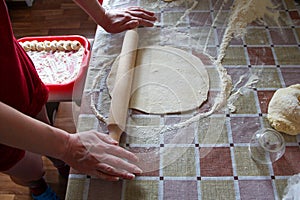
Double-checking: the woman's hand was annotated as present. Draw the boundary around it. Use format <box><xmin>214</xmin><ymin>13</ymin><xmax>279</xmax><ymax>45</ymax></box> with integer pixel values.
<box><xmin>61</xmin><ymin>130</ymin><xmax>142</xmax><ymax>181</ymax></box>
<box><xmin>0</xmin><ymin>102</ymin><xmax>141</xmax><ymax>181</ymax></box>
<box><xmin>73</xmin><ymin>0</ymin><xmax>157</xmax><ymax>33</ymax></box>
<box><xmin>100</xmin><ymin>7</ymin><xmax>157</xmax><ymax>33</ymax></box>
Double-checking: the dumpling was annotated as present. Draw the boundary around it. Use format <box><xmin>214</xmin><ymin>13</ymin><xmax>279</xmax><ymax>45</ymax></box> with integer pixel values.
<box><xmin>36</xmin><ymin>42</ymin><xmax>45</xmax><ymax>51</ymax></box>
<box><xmin>21</xmin><ymin>41</ymin><xmax>31</xmax><ymax>52</ymax></box>
<box><xmin>71</xmin><ymin>41</ymin><xmax>82</xmax><ymax>51</ymax></box>
<box><xmin>64</xmin><ymin>40</ymin><xmax>73</xmax><ymax>51</ymax></box>
<box><xmin>57</xmin><ymin>41</ymin><xmax>65</xmax><ymax>51</ymax></box>
<box><xmin>44</xmin><ymin>40</ymin><xmax>52</xmax><ymax>51</ymax></box>
<box><xmin>30</xmin><ymin>40</ymin><xmax>38</xmax><ymax>51</ymax></box>
<box><xmin>50</xmin><ymin>40</ymin><xmax>58</xmax><ymax>51</ymax></box>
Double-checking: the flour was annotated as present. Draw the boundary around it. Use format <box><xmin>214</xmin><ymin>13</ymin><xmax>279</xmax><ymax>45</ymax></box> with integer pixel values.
<box><xmin>175</xmin><ymin>0</ymin><xmax>199</xmax><ymax>26</ymax></box>
<box><xmin>220</xmin><ymin>0</ymin><xmax>280</xmax><ymax>111</ymax></box>
<box><xmin>150</xmin><ymin>0</ymin><xmax>192</xmax><ymax>9</ymax></box>
<box><xmin>87</xmin><ymin>1</ymin><xmax>284</xmax><ymax>173</ymax></box>
<box><xmin>25</xmin><ymin>48</ymin><xmax>84</xmax><ymax>84</ymax></box>
<box><xmin>158</xmin><ymin>0</ymin><xmax>281</xmax><ymax>132</ymax></box>
<box><xmin>217</xmin><ymin>0</ymin><xmax>280</xmax><ymax>64</ymax></box>
<box><xmin>283</xmin><ymin>173</ymin><xmax>300</xmax><ymax>200</ymax></box>
<box><xmin>227</xmin><ymin>74</ymin><xmax>259</xmax><ymax>112</ymax></box>
<box><xmin>90</xmin><ymin>59</ymin><xmax>114</xmax><ymax>124</ymax></box>
<box><xmin>90</xmin><ymin>0</ymin><xmax>281</xmax><ymax>136</ymax></box>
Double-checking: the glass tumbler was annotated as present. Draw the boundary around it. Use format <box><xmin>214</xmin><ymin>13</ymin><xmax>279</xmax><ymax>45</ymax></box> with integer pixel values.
<box><xmin>249</xmin><ymin>128</ymin><xmax>286</xmax><ymax>164</ymax></box>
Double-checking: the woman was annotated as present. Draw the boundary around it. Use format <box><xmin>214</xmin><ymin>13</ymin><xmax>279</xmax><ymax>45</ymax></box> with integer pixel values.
<box><xmin>0</xmin><ymin>0</ymin><xmax>156</xmax><ymax>199</ymax></box>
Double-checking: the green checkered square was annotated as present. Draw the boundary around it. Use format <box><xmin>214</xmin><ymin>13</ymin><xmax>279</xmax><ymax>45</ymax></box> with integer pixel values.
<box><xmin>126</xmin><ymin>115</ymin><xmax>162</xmax><ymax>144</ymax></box>
<box><xmin>252</xmin><ymin>67</ymin><xmax>282</xmax><ymax>88</ymax></box>
<box><xmin>201</xmin><ymin>180</ymin><xmax>235</xmax><ymax>200</ymax></box>
<box><xmin>245</xmin><ymin>28</ymin><xmax>269</xmax><ymax>45</ymax></box>
<box><xmin>124</xmin><ymin>180</ymin><xmax>159</xmax><ymax>200</ymax></box>
<box><xmin>274</xmin><ymin>47</ymin><xmax>300</xmax><ymax>65</ymax></box>
<box><xmin>222</xmin><ymin>47</ymin><xmax>247</xmax><ymax>65</ymax></box>
<box><xmin>163</xmin><ymin>147</ymin><xmax>196</xmax><ymax>177</ymax></box>
<box><xmin>234</xmin><ymin>147</ymin><xmax>270</xmax><ymax>176</ymax></box>
<box><xmin>197</xmin><ymin>116</ymin><xmax>228</xmax><ymax>144</ymax></box>
<box><xmin>231</xmin><ymin>90</ymin><xmax>257</xmax><ymax>114</ymax></box>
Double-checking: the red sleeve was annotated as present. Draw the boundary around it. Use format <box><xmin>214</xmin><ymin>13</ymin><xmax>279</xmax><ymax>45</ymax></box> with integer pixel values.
<box><xmin>0</xmin><ymin>0</ymin><xmax>48</xmax><ymax>171</ymax></box>
<box><xmin>0</xmin><ymin>1</ymin><xmax>48</xmax><ymax>117</ymax></box>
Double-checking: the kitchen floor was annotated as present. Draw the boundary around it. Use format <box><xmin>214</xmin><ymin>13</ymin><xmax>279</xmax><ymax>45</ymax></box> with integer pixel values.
<box><xmin>0</xmin><ymin>0</ymin><xmax>96</xmax><ymax>199</ymax></box>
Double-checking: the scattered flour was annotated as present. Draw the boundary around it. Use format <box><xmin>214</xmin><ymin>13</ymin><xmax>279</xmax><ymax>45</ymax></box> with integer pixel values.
<box><xmin>89</xmin><ymin>0</ymin><xmax>283</xmax><ymax>171</ymax></box>
<box><xmin>221</xmin><ymin>0</ymin><xmax>280</xmax><ymax>111</ymax></box>
<box><xmin>227</xmin><ymin>74</ymin><xmax>259</xmax><ymax>113</ymax></box>
<box><xmin>175</xmin><ymin>0</ymin><xmax>199</xmax><ymax>26</ymax></box>
<box><xmin>150</xmin><ymin>0</ymin><xmax>194</xmax><ymax>9</ymax></box>
<box><xmin>91</xmin><ymin>0</ymin><xmax>281</xmax><ymax>133</ymax></box>
<box><xmin>283</xmin><ymin>173</ymin><xmax>300</xmax><ymax>200</ymax></box>
<box><xmin>158</xmin><ymin>0</ymin><xmax>281</xmax><ymax>131</ymax></box>
<box><xmin>217</xmin><ymin>0</ymin><xmax>280</xmax><ymax>63</ymax></box>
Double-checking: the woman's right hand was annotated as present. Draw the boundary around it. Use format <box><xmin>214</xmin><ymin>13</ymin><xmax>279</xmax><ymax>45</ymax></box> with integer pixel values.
<box><xmin>61</xmin><ymin>130</ymin><xmax>142</xmax><ymax>181</ymax></box>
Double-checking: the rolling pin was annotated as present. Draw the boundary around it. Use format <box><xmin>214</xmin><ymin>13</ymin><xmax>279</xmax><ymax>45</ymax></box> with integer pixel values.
<box><xmin>107</xmin><ymin>29</ymin><xmax>139</xmax><ymax>142</ymax></box>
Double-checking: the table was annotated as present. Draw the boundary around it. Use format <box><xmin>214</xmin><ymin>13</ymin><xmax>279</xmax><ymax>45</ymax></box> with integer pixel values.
<box><xmin>65</xmin><ymin>0</ymin><xmax>300</xmax><ymax>199</ymax></box>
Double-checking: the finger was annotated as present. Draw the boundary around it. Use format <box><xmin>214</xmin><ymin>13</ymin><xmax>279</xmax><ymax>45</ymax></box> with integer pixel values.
<box><xmin>94</xmin><ymin>132</ymin><xmax>119</xmax><ymax>145</ymax></box>
<box><xmin>137</xmin><ymin>19</ymin><xmax>156</xmax><ymax>27</ymax></box>
<box><xmin>99</xmin><ymin>153</ymin><xmax>142</xmax><ymax>174</ymax></box>
<box><xmin>126</xmin><ymin>10</ymin><xmax>157</xmax><ymax>22</ymax></box>
<box><xmin>119</xmin><ymin>20</ymin><xmax>139</xmax><ymax>31</ymax></box>
<box><xmin>125</xmin><ymin>17</ymin><xmax>155</xmax><ymax>28</ymax></box>
<box><xmin>127</xmin><ymin>6</ymin><xmax>156</xmax><ymax>16</ymax></box>
<box><xmin>105</xmin><ymin>143</ymin><xmax>140</xmax><ymax>163</ymax></box>
<box><xmin>88</xmin><ymin>169</ymin><xmax>120</xmax><ymax>181</ymax></box>
<box><xmin>96</xmin><ymin>163</ymin><xmax>136</xmax><ymax>180</ymax></box>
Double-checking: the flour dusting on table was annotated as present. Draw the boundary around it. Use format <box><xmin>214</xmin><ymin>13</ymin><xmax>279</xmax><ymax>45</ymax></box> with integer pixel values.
<box><xmin>216</xmin><ymin>0</ymin><xmax>280</xmax><ymax>111</ymax></box>
<box><xmin>159</xmin><ymin>0</ymin><xmax>281</xmax><ymax>132</ymax></box>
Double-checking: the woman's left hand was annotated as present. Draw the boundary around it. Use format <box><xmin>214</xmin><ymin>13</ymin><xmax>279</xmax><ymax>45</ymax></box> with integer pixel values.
<box><xmin>100</xmin><ymin>7</ymin><xmax>157</xmax><ymax>33</ymax></box>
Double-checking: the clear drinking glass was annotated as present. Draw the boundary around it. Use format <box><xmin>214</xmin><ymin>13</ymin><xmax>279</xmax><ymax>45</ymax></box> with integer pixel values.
<box><xmin>249</xmin><ymin>128</ymin><xmax>286</xmax><ymax>164</ymax></box>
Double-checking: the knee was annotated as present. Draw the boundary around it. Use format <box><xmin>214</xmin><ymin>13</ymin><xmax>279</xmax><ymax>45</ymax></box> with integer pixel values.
<box><xmin>4</xmin><ymin>152</ymin><xmax>45</xmax><ymax>186</ymax></box>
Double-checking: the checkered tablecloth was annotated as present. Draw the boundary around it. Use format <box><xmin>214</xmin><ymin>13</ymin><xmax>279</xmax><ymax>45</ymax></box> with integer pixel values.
<box><xmin>66</xmin><ymin>0</ymin><xmax>300</xmax><ymax>199</ymax></box>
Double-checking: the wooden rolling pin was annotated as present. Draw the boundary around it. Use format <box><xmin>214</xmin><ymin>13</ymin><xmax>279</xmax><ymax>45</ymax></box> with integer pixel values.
<box><xmin>108</xmin><ymin>29</ymin><xmax>139</xmax><ymax>142</ymax></box>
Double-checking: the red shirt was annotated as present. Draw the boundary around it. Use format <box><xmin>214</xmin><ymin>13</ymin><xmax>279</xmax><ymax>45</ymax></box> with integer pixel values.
<box><xmin>0</xmin><ymin>0</ymin><xmax>49</xmax><ymax>171</ymax></box>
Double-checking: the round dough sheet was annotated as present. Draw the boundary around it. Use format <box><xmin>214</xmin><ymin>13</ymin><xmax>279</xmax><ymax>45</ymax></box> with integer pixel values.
<box><xmin>107</xmin><ymin>46</ymin><xmax>209</xmax><ymax>114</ymax></box>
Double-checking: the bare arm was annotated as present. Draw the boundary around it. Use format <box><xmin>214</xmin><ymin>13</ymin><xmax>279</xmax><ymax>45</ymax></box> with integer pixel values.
<box><xmin>72</xmin><ymin>0</ymin><xmax>156</xmax><ymax>33</ymax></box>
<box><xmin>0</xmin><ymin>102</ymin><xmax>142</xmax><ymax>180</ymax></box>
<box><xmin>0</xmin><ymin>101</ymin><xmax>69</xmax><ymax>158</ymax></box>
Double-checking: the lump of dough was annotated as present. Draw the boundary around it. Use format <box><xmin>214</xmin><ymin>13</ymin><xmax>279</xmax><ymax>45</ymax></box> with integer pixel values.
<box><xmin>267</xmin><ymin>84</ymin><xmax>300</xmax><ymax>135</ymax></box>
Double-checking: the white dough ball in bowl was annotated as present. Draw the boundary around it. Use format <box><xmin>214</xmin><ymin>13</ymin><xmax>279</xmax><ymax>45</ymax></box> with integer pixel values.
<box><xmin>267</xmin><ymin>84</ymin><xmax>300</xmax><ymax>135</ymax></box>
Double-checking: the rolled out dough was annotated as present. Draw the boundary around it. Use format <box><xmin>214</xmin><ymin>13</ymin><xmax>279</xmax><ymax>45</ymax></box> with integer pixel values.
<box><xmin>267</xmin><ymin>84</ymin><xmax>300</xmax><ymax>135</ymax></box>
<box><xmin>107</xmin><ymin>46</ymin><xmax>209</xmax><ymax>114</ymax></box>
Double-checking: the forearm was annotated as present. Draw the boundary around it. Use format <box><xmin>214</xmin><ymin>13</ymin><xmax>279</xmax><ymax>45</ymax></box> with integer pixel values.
<box><xmin>0</xmin><ymin>101</ymin><xmax>70</xmax><ymax>159</ymax></box>
<box><xmin>72</xmin><ymin>0</ymin><xmax>106</xmax><ymax>26</ymax></box>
